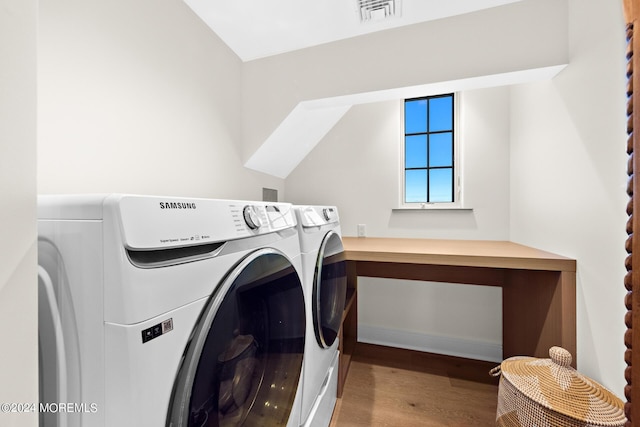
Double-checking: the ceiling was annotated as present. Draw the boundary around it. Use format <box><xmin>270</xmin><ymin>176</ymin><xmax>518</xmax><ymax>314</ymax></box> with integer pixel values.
<box><xmin>180</xmin><ymin>0</ymin><xmax>561</xmax><ymax>179</ymax></box>
<box><xmin>183</xmin><ymin>0</ymin><xmax>523</xmax><ymax>61</ymax></box>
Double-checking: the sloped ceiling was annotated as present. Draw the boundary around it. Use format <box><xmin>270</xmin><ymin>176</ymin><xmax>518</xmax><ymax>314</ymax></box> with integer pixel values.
<box><xmin>183</xmin><ymin>0</ymin><xmax>524</xmax><ymax>62</ymax></box>
<box><xmin>183</xmin><ymin>0</ymin><xmax>567</xmax><ymax>179</ymax></box>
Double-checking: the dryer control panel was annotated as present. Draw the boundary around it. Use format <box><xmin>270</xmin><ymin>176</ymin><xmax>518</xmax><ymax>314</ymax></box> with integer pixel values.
<box><xmin>296</xmin><ymin>205</ymin><xmax>340</xmax><ymax>228</ymax></box>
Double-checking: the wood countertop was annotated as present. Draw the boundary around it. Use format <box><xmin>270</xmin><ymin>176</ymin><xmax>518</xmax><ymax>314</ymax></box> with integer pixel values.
<box><xmin>342</xmin><ymin>237</ymin><xmax>576</xmax><ymax>272</ymax></box>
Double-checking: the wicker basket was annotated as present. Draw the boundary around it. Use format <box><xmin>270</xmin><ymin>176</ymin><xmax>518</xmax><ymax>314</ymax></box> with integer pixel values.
<box><xmin>489</xmin><ymin>347</ymin><xmax>626</xmax><ymax>427</ymax></box>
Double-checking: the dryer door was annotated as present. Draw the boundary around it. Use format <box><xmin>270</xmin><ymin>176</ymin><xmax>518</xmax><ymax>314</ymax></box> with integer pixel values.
<box><xmin>312</xmin><ymin>231</ymin><xmax>347</xmax><ymax>349</ymax></box>
<box><xmin>167</xmin><ymin>248</ymin><xmax>305</xmax><ymax>427</ymax></box>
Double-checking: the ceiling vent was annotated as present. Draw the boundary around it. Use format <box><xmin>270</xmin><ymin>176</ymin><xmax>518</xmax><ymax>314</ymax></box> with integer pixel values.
<box><xmin>357</xmin><ymin>0</ymin><xmax>400</xmax><ymax>22</ymax></box>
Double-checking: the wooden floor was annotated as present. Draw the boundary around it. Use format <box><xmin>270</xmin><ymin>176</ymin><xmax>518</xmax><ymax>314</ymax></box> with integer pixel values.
<box><xmin>329</xmin><ymin>343</ymin><xmax>499</xmax><ymax>426</ymax></box>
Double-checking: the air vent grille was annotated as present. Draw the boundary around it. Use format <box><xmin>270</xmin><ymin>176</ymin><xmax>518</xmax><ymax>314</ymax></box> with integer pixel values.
<box><xmin>358</xmin><ymin>0</ymin><xmax>399</xmax><ymax>22</ymax></box>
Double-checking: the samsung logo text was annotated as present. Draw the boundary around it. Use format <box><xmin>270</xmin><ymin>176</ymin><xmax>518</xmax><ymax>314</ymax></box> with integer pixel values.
<box><xmin>159</xmin><ymin>202</ymin><xmax>197</xmax><ymax>210</ymax></box>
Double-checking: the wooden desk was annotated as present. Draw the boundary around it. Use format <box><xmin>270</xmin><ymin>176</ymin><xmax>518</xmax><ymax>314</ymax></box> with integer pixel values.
<box><xmin>337</xmin><ymin>237</ymin><xmax>577</xmax><ymax>396</ymax></box>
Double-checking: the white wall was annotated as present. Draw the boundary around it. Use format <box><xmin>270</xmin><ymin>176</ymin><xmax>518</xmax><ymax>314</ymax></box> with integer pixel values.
<box><xmin>0</xmin><ymin>0</ymin><xmax>38</xmax><ymax>426</ymax></box>
<box><xmin>286</xmin><ymin>0</ymin><xmax>629</xmax><ymax>397</ymax></box>
<box><xmin>38</xmin><ymin>0</ymin><xmax>283</xmax><ymax>201</ymax></box>
<box><xmin>285</xmin><ymin>88</ymin><xmax>511</xmax><ymax>361</ymax></box>
<box><xmin>510</xmin><ymin>0</ymin><xmax>627</xmax><ymax>395</ymax></box>
<box><xmin>286</xmin><ymin>88</ymin><xmax>512</xmax><ymax>240</ymax></box>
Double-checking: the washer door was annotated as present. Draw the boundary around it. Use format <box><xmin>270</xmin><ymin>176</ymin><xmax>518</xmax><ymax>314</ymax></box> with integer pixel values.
<box><xmin>38</xmin><ymin>239</ymin><xmax>82</xmax><ymax>427</ymax></box>
<box><xmin>167</xmin><ymin>248</ymin><xmax>305</xmax><ymax>427</ymax></box>
<box><xmin>313</xmin><ymin>231</ymin><xmax>347</xmax><ymax>349</ymax></box>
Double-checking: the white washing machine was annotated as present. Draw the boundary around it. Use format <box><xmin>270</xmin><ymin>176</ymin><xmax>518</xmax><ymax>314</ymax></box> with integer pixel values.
<box><xmin>294</xmin><ymin>206</ymin><xmax>347</xmax><ymax>427</ymax></box>
<box><xmin>38</xmin><ymin>194</ymin><xmax>306</xmax><ymax>427</ymax></box>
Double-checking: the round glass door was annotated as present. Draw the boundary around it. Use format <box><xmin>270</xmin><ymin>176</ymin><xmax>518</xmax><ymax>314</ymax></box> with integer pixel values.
<box><xmin>167</xmin><ymin>248</ymin><xmax>305</xmax><ymax>427</ymax></box>
<box><xmin>313</xmin><ymin>231</ymin><xmax>347</xmax><ymax>349</ymax></box>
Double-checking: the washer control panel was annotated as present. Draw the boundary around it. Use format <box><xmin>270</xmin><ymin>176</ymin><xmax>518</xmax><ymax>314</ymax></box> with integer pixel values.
<box><xmin>232</xmin><ymin>203</ymin><xmax>296</xmax><ymax>234</ymax></box>
<box><xmin>115</xmin><ymin>195</ymin><xmax>296</xmax><ymax>249</ymax></box>
<box><xmin>242</xmin><ymin>205</ymin><xmax>262</xmax><ymax>230</ymax></box>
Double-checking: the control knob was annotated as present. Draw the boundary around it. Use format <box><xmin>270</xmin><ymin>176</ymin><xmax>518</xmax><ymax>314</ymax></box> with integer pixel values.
<box><xmin>322</xmin><ymin>208</ymin><xmax>335</xmax><ymax>221</ymax></box>
<box><xmin>243</xmin><ymin>205</ymin><xmax>262</xmax><ymax>230</ymax></box>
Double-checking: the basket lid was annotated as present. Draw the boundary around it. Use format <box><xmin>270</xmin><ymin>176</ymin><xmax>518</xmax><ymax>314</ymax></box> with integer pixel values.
<box><xmin>497</xmin><ymin>347</ymin><xmax>626</xmax><ymax>426</ymax></box>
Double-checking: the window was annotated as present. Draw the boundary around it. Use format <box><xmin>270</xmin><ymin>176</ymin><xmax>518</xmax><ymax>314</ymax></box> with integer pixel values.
<box><xmin>403</xmin><ymin>93</ymin><xmax>456</xmax><ymax>205</ymax></box>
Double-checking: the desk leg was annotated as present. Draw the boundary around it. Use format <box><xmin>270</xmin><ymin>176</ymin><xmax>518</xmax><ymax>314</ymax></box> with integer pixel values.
<box><xmin>338</xmin><ymin>261</ymin><xmax>359</xmax><ymax>397</ymax></box>
<box><xmin>503</xmin><ymin>270</ymin><xmax>577</xmax><ymax>367</ymax></box>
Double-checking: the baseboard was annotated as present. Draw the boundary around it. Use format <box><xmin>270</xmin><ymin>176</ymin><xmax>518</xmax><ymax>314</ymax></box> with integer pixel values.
<box><xmin>358</xmin><ymin>324</ymin><xmax>503</xmax><ymax>363</ymax></box>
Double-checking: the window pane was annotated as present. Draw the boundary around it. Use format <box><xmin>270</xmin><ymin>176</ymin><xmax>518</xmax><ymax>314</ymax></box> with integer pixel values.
<box><xmin>405</xmin><ymin>135</ymin><xmax>427</xmax><ymax>168</ymax></box>
<box><xmin>429</xmin><ymin>132</ymin><xmax>453</xmax><ymax>167</ymax></box>
<box><xmin>429</xmin><ymin>168</ymin><xmax>453</xmax><ymax>202</ymax></box>
<box><xmin>429</xmin><ymin>96</ymin><xmax>453</xmax><ymax>132</ymax></box>
<box><xmin>405</xmin><ymin>170</ymin><xmax>427</xmax><ymax>203</ymax></box>
<box><xmin>405</xmin><ymin>100</ymin><xmax>427</xmax><ymax>134</ymax></box>
<box><xmin>403</xmin><ymin>94</ymin><xmax>455</xmax><ymax>205</ymax></box>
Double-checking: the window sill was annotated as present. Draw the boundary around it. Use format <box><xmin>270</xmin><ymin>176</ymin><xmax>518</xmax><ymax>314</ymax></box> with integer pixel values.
<box><xmin>392</xmin><ymin>205</ymin><xmax>473</xmax><ymax>212</ymax></box>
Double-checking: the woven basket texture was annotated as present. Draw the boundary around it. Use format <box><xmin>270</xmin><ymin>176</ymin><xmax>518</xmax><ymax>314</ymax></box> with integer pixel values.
<box><xmin>493</xmin><ymin>347</ymin><xmax>626</xmax><ymax>427</ymax></box>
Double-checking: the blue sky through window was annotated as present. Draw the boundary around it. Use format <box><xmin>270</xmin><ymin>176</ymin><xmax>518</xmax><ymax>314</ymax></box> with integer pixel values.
<box><xmin>404</xmin><ymin>94</ymin><xmax>454</xmax><ymax>203</ymax></box>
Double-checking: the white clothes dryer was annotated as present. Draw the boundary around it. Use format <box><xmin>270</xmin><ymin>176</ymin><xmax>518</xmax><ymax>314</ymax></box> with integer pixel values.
<box><xmin>38</xmin><ymin>194</ymin><xmax>305</xmax><ymax>427</ymax></box>
<box><xmin>293</xmin><ymin>206</ymin><xmax>347</xmax><ymax>427</ymax></box>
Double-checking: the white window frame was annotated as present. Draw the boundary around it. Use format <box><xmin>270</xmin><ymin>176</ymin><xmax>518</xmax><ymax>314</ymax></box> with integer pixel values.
<box><xmin>397</xmin><ymin>92</ymin><xmax>463</xmax><ymax>210</ymax></box>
